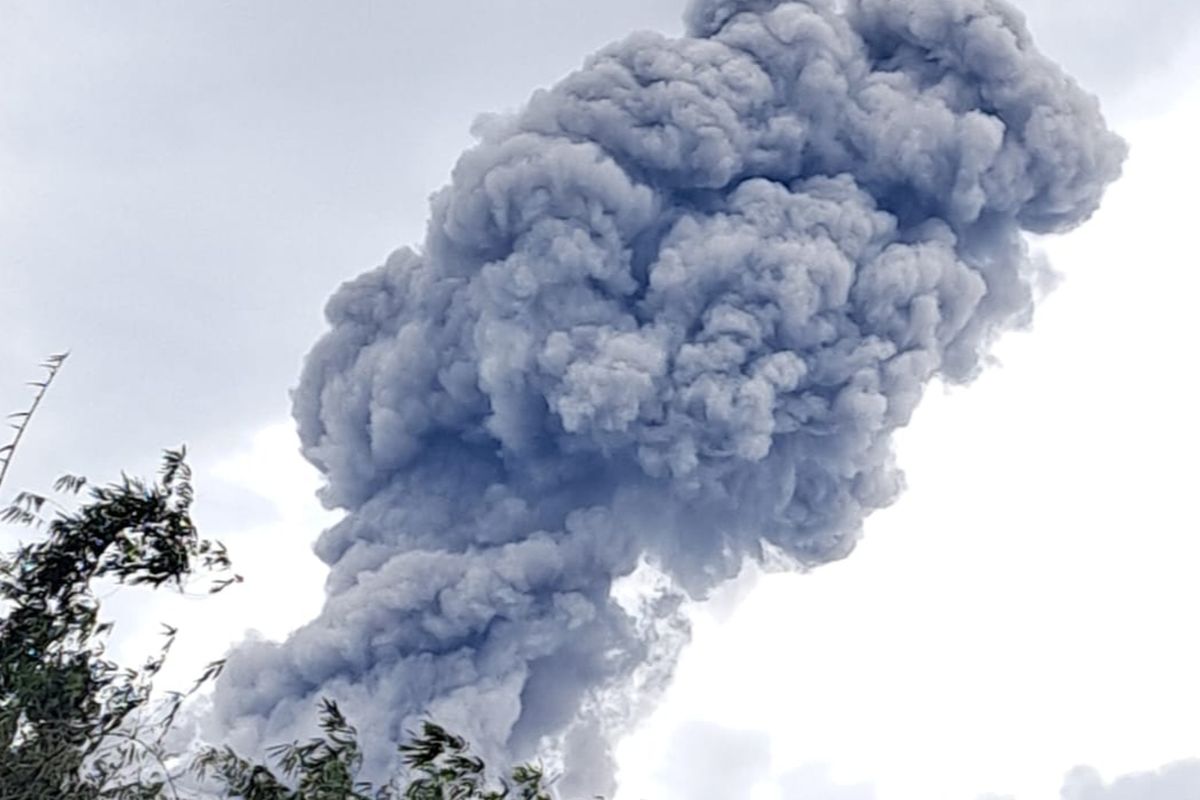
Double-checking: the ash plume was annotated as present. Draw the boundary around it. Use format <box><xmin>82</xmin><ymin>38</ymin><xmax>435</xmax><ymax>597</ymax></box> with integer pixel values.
<box><xmin>210</xmin><ymin>0</ymin><xmax>1125</xmax><ymax>792</ymax></box>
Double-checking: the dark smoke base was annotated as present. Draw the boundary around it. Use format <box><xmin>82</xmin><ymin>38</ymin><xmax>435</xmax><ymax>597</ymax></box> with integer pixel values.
<box><xmin>210</xmin><ymin>0</ymin><xmax>1125</xmax><ymax>794</ymax></box>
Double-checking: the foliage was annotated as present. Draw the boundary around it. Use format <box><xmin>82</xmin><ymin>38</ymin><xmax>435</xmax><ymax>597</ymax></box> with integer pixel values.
<box><xmin>0</xmin><ymin>359</ymin><xmax>558</xmax><ymax>800</ymax></box>
<box><xmin>0</xmin><ymin>446</ymin><xmax>238</xmax><ymax>799</ymax></box>
<box><xmin>0</xmin><ymin>352</ymin><xmax>68</xmax><ymax>492</ymax></box>
<box><xmin>0</xmin><ymin>357</ymin><xmax>238</xmax><ymax>799</ymax></box>
<box><xmin>194</xmin><ymin>702</ymin><xmax>553</xmax><ymax>800</ymax></box>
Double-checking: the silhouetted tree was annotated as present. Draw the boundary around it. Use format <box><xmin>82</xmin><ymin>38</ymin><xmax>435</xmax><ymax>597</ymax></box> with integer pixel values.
<box><xmin>0</xmin><ymin>358</ymin><xmax>555</xmax><ymax>800</ymax></box>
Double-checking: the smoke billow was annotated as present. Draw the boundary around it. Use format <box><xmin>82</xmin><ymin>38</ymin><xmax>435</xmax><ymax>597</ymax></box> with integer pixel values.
<box><xmin>211</xmin><ymin>0</ymin><xmax>1124</xmax><ymax>791</ymax></box>
<box><xmin>1058</xmin><ymin>762</ymin><xmax>1200</xmax><ymax>800</ymax></box>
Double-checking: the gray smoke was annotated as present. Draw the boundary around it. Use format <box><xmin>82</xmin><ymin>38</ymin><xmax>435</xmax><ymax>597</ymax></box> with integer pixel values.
<box><xmin>1059</xmin><ymin>762</ymin><xmax>1200</xmax><ymax>800</ymax></box>
<box><xmin>210</xmin><ymin>0</ymin><xmax>1125</xmax><ymax>792</ymax></box>
<box><xmin>978</xmin><ymin>761</ymin><xmax>1200</xmax><ymax>800</ymax></box>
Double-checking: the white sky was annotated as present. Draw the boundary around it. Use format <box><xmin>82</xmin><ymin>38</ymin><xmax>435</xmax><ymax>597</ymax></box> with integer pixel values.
<box><xmin>3</xmin><ymin>2</ymin><xmax>1199</xmax><ymax>798</ymax></box>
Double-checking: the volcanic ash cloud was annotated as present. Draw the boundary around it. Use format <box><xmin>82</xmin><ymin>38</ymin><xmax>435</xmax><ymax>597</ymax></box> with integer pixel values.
<box><xmin>211</xmin><ymin>0</ymin><xmax>1125</xmax><ymax>792</ymax></box>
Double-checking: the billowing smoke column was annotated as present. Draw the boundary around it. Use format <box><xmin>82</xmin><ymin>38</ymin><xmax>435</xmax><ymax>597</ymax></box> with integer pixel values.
<box><xmin>212</xmin><ymin>0</ymin><xmax>1124</xmax><ymax>792</ymax></box>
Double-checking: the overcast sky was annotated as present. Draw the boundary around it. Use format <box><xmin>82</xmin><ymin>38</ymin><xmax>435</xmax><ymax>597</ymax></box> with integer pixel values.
<box><xmin>3</xmin><ymin>1</ymin><xmax>1200</xmax><ymax>798</ymax></box>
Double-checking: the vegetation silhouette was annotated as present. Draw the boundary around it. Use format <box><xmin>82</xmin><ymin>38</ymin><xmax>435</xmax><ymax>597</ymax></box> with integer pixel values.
<box><xmin>0</xmin><ymin>358</ymin><xmax>556</xmax><ymax>800</ymax></box>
